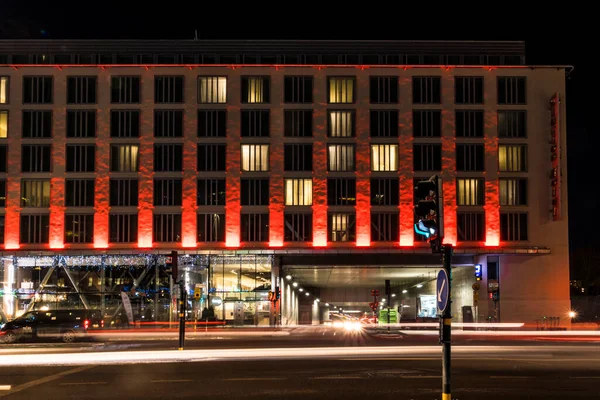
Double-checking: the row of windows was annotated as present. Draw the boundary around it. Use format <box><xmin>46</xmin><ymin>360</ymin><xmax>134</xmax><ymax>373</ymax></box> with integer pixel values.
<box><xmin>0</xmin><ymin>109</ymin><xmax>528</xmax><ymax>139</ymax></box>
<box><xmin>0</xmin><ymin>143</ymin><xmax>529</xmax><ymax>173</ymax></box>
<box><xmin>0</xmin><ymin>177</ymin><xmax>528</xmax><ymax>208</ymax></box>
<box><xmin>0</xmin><ymin>211</ymin><xmax>529</xmax><ymax>245</ymax></box>
<box><xmin>0</xmin><ymin>75</ymin><xmax>528</xmax><ymax>105</ymax></box>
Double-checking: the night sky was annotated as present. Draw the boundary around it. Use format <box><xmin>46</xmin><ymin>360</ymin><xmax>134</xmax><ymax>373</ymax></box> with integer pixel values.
<box><xmin>0</xmin><ymin>5</ymin><xmax>595</xmax><ymax>279</ymax></box>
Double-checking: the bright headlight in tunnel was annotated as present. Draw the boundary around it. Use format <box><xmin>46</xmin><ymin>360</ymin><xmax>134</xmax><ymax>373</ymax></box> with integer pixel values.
<box><xmin>343</xmin><ymin>321</ymin><xmax>362</xmax><ymax>332</ymax></box>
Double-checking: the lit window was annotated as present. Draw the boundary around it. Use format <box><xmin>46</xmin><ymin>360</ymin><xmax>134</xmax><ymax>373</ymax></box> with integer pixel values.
<box><xmin>499</xmin><ymin>178</ymin><xmax>527</xmax><ymax>206</ymax></box>
<box><xmin>328</xmin><ymin>144</ymin><xmax>355</xmax><ymax>171</ymax></box>
<box><xmin>0</xmin><ymin>111</ymin><xmax>7</xmax><ymax>138</ymax></box>
<box><xmin>499</xmin><ymin>145</ymin><xmax>527</xmax><ymax>172</ymax></box>
<box><xmin>0</xmin><ymin>77</ymin><xmax>8</xmax><ymax>104</ymax></box>
<box><xmin>198</xmin><ymin>77</ymin><xmax>227</xmax><ymax>104</ymax></box>
<box><xmin>456</xmin><ymin>178</ymin><xmax>484</xmax><ymax>206</ymax></box>
<box><xmin>328</xmin><ymin>111</ymin><xmax>354</xmax><ymax>137</ymax></box>
<box><xmin>371</xmin><ymin>144</ymin><xmax>398</xmax><ymax>172</ymax></box>
<box><xmin>329</xmin><ymin>213</ymin><xmax>355</xmax><ymax>242</ymax></box>
<box><xmin>241</xmin><ymin>144</ymin><xmax>269</xmax><ymax>171</ymax></box>
<box><xmin>242</xmin><ymin>77</ymin><xmax>269</xmax><ymax>103</ymax></box>
<box><xmin>21</xmin><ymin>179</ymin><xmax>51</xmax><ymax>207</ymax></box>
<box><xmin>110</xmin><ymin>144</ymin><xmax>139</xmax><ymax>172</ymax></box>
<box><xmin>328</xmin><ymin>77</ymin><xmax>355</xmax><ymax>104</ymax></box>
<box><xmin>285</xmin><ymin>179</ymin><xmax>312</xmax><ymax>206</ymax></box>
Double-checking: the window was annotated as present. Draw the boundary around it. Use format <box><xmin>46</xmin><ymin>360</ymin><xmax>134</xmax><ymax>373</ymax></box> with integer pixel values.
<box><xmin>284</xmin><ymin>110</ymin><xmax>312</xmax><ymax>137</ymax></box>
<box><xmin>500</xmin><ymin>212</ymin><xmax>528</xmax><ymax>241</ymax></box>
<box><xmin>329</xmin><ymin>213</ymin><xmax>355</xmax><ymax>242</ymax></box>
<box><xmin>66</xmin><ymin>145</ymin><xmax>95</xmax><ymax>172</ymax></box>
<box><xmin>198</xmin><ymin>110</ymin><xmax>226</xmax><ymax>137</ymax></box>
<box><xmin>412</xmin><ymin>76</ymin><xmax>441</xmax><ymax>104</ymax></box>
<box><xmin>0</xmin><ymin>145</ymin><xmax>7</xmax><ymax>172</ymax></box>
<box><xmin>456</xmin><ymin>178</ymin><xmax>484</xmax><ymax>206</ymax></box>
<box><xmin>20</xmin><ymin>215</ymin><xmax>50</xmax><ymax>244</ymax></box>
<box><xmin>153</xmin><ymin>179</ymin><xmax>182</xmax><ymax>206</ymax></box>
<box><xmin>241</xmin><ymin>110</ymin><xmax>270</xmax><ymax>137</ymax></box>
<box><xmin>241</xmin><ymin>213</ymin><xmax>269</xmax><ymax>242</ymax></box>
<box><xmin>23</xmin><ymin>76</ymin><xmax>53</xmax><ymax>103</ymax></box>
<box><xmin>498</xmin><ymin>110</ymin><xmax>527</xmax><ymax>138</ymax></box>
<box><xmin>155</xmin><ymin>76</ymin><xmax>183</xmax><ymax>103</ymax></box>
<box><xmin>499</xmin><ymin>178</ymin><xmax>528</xmax><ymax>206</ymax></box>
<box><xmin>497</xmin><ymin>77</ymin><xmax>526</xmax><ymax>104</ymax></box>
<box><xmin>110</xmin><ymin>144</ymin><xmax>139</xmax><ymax>172</ymax></box>
<box><xmin>241</xmin><ymin>144</ymin><xmax>269</xmax><ymax>171</ymax></box>
<box><xmin>0</xmin><ymin>110</ymin><xmax>7</xmax><ymax>138</ymax></box>
<box><xmin>154</xmin><ymin>144</ymin><xmax>183</xmax><ymax>172</ymax></box>
<box><xmin>111</xmin><ymin>110</ymin><xmax>140</xmax><ymax>138</ymax></box>
<box><xmin>328</xmin><ymin>178</ymin><xmax>356</xmax><ymax>206</ymax></box>
<box><xmin>65</xmin><ymin>179</ymin><xmax>95</xmax><ymax>207</ymax></box>
<box><xmin>456</xmin><ymin>110</ymin><xmax>484</xmax><ymax>138</ymax></box>
<box><xmin>241</xmin><ymin>179</ymin><xmax>269</xmax><ymax>206</ymax></box>
<box><xmin>21</xmin><ymin>179</ymin><xmax>50</xmax><ymax>207</ymax></box>
<box><xmin>370</xmin><ymin>110</ymin><xmax>398</xmax><ymax>137</ymax></box>
<box><xmin>197</xmin><ymin>144</ymin><xmax>226</xmax><ymax>171</ymax></box>
<box><xmin>285</xmin><ymin>179</ymin><xmax>312</xmax><ymax>206</ymax></box>
<box><xmin>328</xmin><ymin>77</ymin><xmax>355</xmax><ymax>104</ymax></box>
<box><xmin>111</xmin><ymin>76</ymin><xmax>140</xmax><ymax>103</ymax></box>
<box><xmin>456</xmin><ymin>144</ymin><xmax>485</xmax><ymax>171</ymax></box>
<box><xmin>371</xmin><ymin>212</ymin><xmax>399</xmax><ymax>241</ymax></box>
<box><xmin>370</xmin><ymin>76</ymin><xmax>398</xmax><ymax>103</ymax></box>
<box><xmin>198</xmin><ymin>76</ymin><xmax>227</xmax><ymax>104</ymax></box>
<box><xmin>67</xmin><ymin>110</ymin><xmax>96</xmax><ymax>138</ymax></box>
<box><xmin>65</xmin><ymin>214</ymin><xmax>93</xmax><ymax>243</ymax></box>
<box><xmin>0</xmin><ymin>216</ymin><xmax>4</xmax><ymax>244</ymax></box>
<box><xmin>284</xmin><ymin>213</ymin><xmax>312</xmax><ymax>242</ymax></box>
<box><xmin>328</xmin><ymin>144</ymin><xmax>355</xmax><ymax>171</ymax></box>
<box><xmin>110</xmin><ymin>179</ymin><xmax>138</xmax><ymax>207</ymax></box>
<box><xmin>67</xmin><ymin>76</ymin><xmax>97</xmax><ymax>104</ymax></box>
<box><xmin>457</xmin><ymin>212</ymin><xmax>485</xmax><ymax>241</ymax></box>
<box><xmin>0</xmin><ymin>76</ymin><xmax>8</xmax><ymax>104</ymax></box>
<box><xmin>0</xmin><ymin>180</ymin><xmax>5</xmax><ymax>207</ymax></box>
<box><xmin>413</xmin><ymin>144</ymin><xmax>441</xmax><ymax>171</ymax></box>
<box><xmin>198</xmin><ymin>179</ymin><xmax>225</xmax><ymax>206</ymax></box>
<box><xmin>109</xmin><ymin>214</ymin><xmax>138</xmax><ymax>243</ymax></box>
<box><xmin>371</xmin><ymin>144</ymin><xmax>398</xmax><ymax>172</ymax></box>
<box><xmin>455</xmin><ymin>77</ymin><xmax>483</xmax><ymax>104</ymax></box>
<box><xmin>413</xmin><ymin>110</ymin><xmax>441</xmax><ymax>138</ymax></box>
<box><xmin>22</xmin><ymin>110</ymin><xmax>52</xmax><ymax>138</ymax></box>
<box><xmin>22</xmin><ymin>144</ymin><xmax>51</xmax><ymax>172</ymax></box>
<box><xmin>153</xmin><ymin>213</ymin><xmax>182</xmax><ymax>242</ymax></box>
<box><xmin>371</xmin><ymin>178</ymin><xmax>399</xmax><ymax>206</ymax></box>
<box><xmin>154</xmin><ymin>110</ymin><xmax>183</xmax><ymax>137</ymax></box>
<box><xmin>284</xmin><ymin>144</ymin><xmax>312</xmax><ymax>171</ymax></box>
<box><xmin>242</xmin><ymin>76</ymin><xmax>270</xmax><ymax>103</ymax></box>
<box><xmin>284</xmin><ymin>76</ymin><xmax>313</xmax><ymax>103</ymax></box>
<box><xmin>328</xmin><ymin>111</ymin><xmax>355</xmax><ymax>137</ymax></box>
<box><xmin>499</xmin><ymin>145</ymin><xmax>527</xmax><ymax>172</ymax></box>
<box><xmin>198</xmin><ymin>213</ymin><xmax>225</xmax><ymax>242</ymax></box>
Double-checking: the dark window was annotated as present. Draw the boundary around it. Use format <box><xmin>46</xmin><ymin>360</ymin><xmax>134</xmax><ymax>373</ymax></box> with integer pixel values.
<box><xmin>498</xmin><ymin>110</ymin><xmax>527</xmax><ymax>138</ymax></box>
<box><xmin>111</xmin><ymin>76</ymin><xmax>140</xmax><ymax>103</ymax></box>
<box><xmin>153</xmin><ymin>214</ymin><xmax>182</xmax><ymax>242</ymax></box>
<box><xmin>371</xmin><ymin>212</ymin><xmax>399</xmax><ymax>241</ymax></box>
<box><xmin>154</xmin><ymin>110</ymin><xmax>183</xmax><ymax>137</ymax></box>
<box><xmin>22</xmin><ymin>144</ymin><xmax>51</xmax><ymax>172</ymax></box>
<box><xmin>154</xmin><ymin>144</ymin><xmax>183</xmax><ymax>172</ymax></box>
<box><xmin>110</xmin><ymin>179</ymin><xmax>138</xmax><ymax>206</ymax></box>
<box><xmin>198</xmin><ymin>110</ymin><xmax>226</xmax><ymax>137</ymax></box>
<box><xmin>284</xmin><ymin>144</ymin><xmax>312</xmax><ymax>171</ymax></box>
<box><xmin>154</xmin><ymin>179</ymin><xmax>182</xmax><ymax>206</ymax></box>
<box><xmin>370</xmin><ymin>110</ymin><xmax>398</xmax><ymax>137</ymax></box>
<box><xmin>457</xmin><ymin>212</ymin><xmax>485</xmax><ymax>241</ymax></box>
<box><xmin>65</xmin><ymin>214</ymin><xmax>94</xmax><ymax>243</ymax></box>
<box><xmin>197</xmin><ymin>144</ymin><xmax>226</xmax><ymax>171</ymax></box>
<box><xmin>241</xmin><ymin>76</ymin><xmax>270</xmax><ymax>103</ymax></box>
<box><xmin>328</xmin><ymin>178</ymin><xmax>356</xmax><ymax>206</ymax></box>
<box><xmin>67</xmin><ymin>76</ymin><xmax>97</xmax><ymax>104</ymax></box>
<box><xmin>67</xmin><ymin>110</ymin><xmax>96</xmax><ymax>138</ymax></box>
<box><xmin>241</xmin><ymin>179</ymin><xmax>269</xmax><ymax>206</ymax></box>
<box><xmin>197</xmin><ymin>213</ymin><xmax>225</xmax><ymax>242</ymax></box>
<box><xmin>500</xmin><ymin>213</ymin><xmax>528</xmax><ymax>241</ymax></box>
<box><xmin>20</xmin><ymin>214</ymin><xmax>50</xmax><ymax>244</ymax></box>
<box><xmin>109</xmin><ymin>214</ymin><xmax>138</xmax><ymax>243</ymax></box>
<box><xmin>413</xmin><ymin>110</ymin><xmax>441</xmax><ymax>137</ymax></box>
<box><xmin>0</xmin><ymin>180</ymin><xmax>5</xmax><ymax>207</ymax></box>
<box><xmin>284</xmin><ymin>213</ymin><xmax>312</xmax><ymax>242</ymax></box>
<box><xmin>284</xmin><ymin>110</ymin><xmax>312</xmax><ymax>137</ymax></box>
<box><xmin>0</xmin><ymin>215</ymin><xmax>4</xmax><ymax>244</ymax></box>
<box><xmin>65</xmin><ymin>179</ymin><xmax>95</xmax><ymax>207</ymax></box>
<box><xmin>23</xmin><ymin>76</ymin><xmax>53</xmax><ymax>104</ymax></box>
<box><xmin>412</xmin><ymin>76</ymin><xmax>441</xmax><ymax>104</ymax></box>
<box><xmin>155</xmin><ymin>76</ymin><xmax>183</xmax><ymax>103</ymax></box>
<box><xmin>22</xmin><ymin>110</ymin><xmax>52</xmax><ymax>138</ymax></box>
<box><xmin>456</xmin><ymin>144</ymin><xmax>485</xmax><ymax>171</ymax></box>
<box><xmin>370</xmin><ymin>76</ymin><xmax>398</xmax><ymax>103</ymax></box>
<box><xmin>110</xmin><ymin>110</ymin><xmax>140</xmax><ymax>138</ymax></box>
<box><xmin>455</xmin><ymin>77</ymin><xmax>483</xmax><ymax>104</ymax></box>
<box><xmin>241</xmin><ymin>213</ymin><xmax>269</xmax><ymax>242</ymax></box>
<box><xmin>456</xmin><ymin>110</ymin><xmax>484</xmax><ymax>138</ymax></box>
<box><xmin>371</xmin><ymin>178</ymin><xmax>399</xmax><ymax>206</ymax></box>
<box><xmin>328</xmin><ymin>213</ymin><xmax>355</xmax><ymax>242</ymax></box>
<box><xmin>0</xmin><ymin>145</ymin><xmax>7</xmax><ymax>172</ymax></box>
<box><xmin>66</xmin><ymin>145</ymin><xmax>95</xmax><ymax>172</ymax></box>
<box><xmin>413</xmin><ymin>144</ymin><xmax>441</xmax><ymax>171</ymax></box>
<box><xmin>284</xmin><ymin>76</ymin><xmax>313</xmax><ymax>103</ymax></box>
<box><xmin>241</xmin><ymin>110</ymin><xmax>270</xmax><ymax>137</ymax></box>
<box><xmin>497</xmin><ymin>77</ymin><xmax>526</xmax><ymax>105</ymax></box>
<box><xmin>198</xmin><ymin>179</ymin><xmax>225</xmax><ymax>206</ymax></box>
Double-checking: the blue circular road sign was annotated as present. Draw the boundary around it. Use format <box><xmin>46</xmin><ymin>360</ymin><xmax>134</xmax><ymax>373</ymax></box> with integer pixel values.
<box><xmin>436</xmin><ymin>269</ymin><xmax>449</xmax><ymax>314</ymax></box>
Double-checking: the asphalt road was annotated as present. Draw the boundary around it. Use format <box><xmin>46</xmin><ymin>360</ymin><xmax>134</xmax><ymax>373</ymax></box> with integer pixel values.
<box><xmin>1</xmin><ymin>344</ymin><xmax>599</xmax><ymax>399</ymax></box>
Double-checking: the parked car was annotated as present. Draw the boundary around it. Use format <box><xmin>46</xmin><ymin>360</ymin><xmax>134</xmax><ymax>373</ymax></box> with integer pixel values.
<box><xmin>0</xmin><ymin>309</ymin><xmax>104</xmax><ymax>343</ymax></box>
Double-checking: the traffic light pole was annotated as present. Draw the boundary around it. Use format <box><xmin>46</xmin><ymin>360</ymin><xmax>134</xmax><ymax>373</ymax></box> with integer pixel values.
<box><xmin>178</xmin><ymin>281</ymin><xmax>186</xmax><ymax>350</ymax></box>
<box><xmin>440</xmin><ymin>243</ymin><xmax>453</xmax><ymax>400</ymax></box>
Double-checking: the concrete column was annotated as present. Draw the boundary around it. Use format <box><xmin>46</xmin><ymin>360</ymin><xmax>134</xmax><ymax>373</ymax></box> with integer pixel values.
<box><xmin>270</xmin><ymin>256</ymin><xmax>281</xmax><ymax>326</ymax></box>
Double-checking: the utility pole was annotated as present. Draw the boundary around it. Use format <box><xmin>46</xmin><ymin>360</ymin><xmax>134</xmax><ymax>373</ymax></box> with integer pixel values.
<box><xmin>440</xmin><ymin>243</ymin><xmax>453</xmax><ymax>400</ymax></box>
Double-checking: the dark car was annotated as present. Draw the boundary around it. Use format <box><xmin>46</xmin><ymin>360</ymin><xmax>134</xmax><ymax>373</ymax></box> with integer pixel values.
<box><xmin>0</xmin><ymin>309</ymin><xmax>104</xmax><ymax>344</ymax></box>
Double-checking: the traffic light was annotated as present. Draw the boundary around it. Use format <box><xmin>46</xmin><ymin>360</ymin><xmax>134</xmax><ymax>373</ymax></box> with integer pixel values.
<box><xmin>414</xmin><ymin>175</ymin><xmax>444</xmax><ymax>247</ymax></box>
<box><xmin>385</xmin><ymin>280</ymin><xmax>391</xmax><ymax>296</ymax></box>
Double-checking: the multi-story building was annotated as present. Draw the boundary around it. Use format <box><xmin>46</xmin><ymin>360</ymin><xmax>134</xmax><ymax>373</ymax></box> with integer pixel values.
<box><xmin>0</xmin><ymin>40</ymin><xmax>569</xmax><ymax>327</ymax></box>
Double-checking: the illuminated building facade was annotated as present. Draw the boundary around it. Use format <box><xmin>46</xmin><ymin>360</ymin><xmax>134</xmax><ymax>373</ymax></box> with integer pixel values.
<box><xmin>0</xmin><ymin>40</ymin><xmax>569</xmax><ymax>326</ymax></box>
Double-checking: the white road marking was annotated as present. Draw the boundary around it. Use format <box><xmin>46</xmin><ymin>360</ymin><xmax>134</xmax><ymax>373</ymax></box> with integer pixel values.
<box><xmin>150</xmin><ymin>379</ymin><xmax>194</xmax><ymax>383</ymax></box>
<box><xmin>0</xmin><ymin>365</ymin><xmax>94</xmax><ymax>398</ymax></box>
<box><xmin>490</xmin><ymin>376</ymin><xmax>533</xmax><ymax>379</ymax></box>
<box><xmin>224</xmin><ymin>377</ymin><xmax>286</xmax><ymax>381</ymax></box>
<box><xmin>399</xmin><ymin>376</ymin><xmax>441</xmax><ymax>379</ymax></box>
<box><xmin>59</xmin><ymin>381</ymin><xmax>106</xmax><ymax>386</ymax></box>
<box><xmin>310</xmin><ymin>376</ymin><xmax>362</xmax><ymax>380</ymax></box>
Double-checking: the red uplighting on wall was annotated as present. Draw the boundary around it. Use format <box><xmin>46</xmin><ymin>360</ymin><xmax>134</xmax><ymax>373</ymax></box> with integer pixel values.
<box><xmin>485</xmin><ymin>109</ymin><xmax>500</xmax><ymax>247</ymax></box>
<box><xmin>138</xmin><ymin>106</ymin><xmax>154</xmax><ymax>248</ymax></box>
<box><xmin>399</xmin><ymin>106</ymin><xmax>414</xmax><ymax>247</ymax></box>
<box><xmin>312</xmin><ymin>71</ymin><xmax>328</xmax><ymax>248</ymax></box>
<box><xmin>94</xmin><ymin>176</ymin><xmax>110</xmax><ymax>249</ymax></box>
<box><xmin>355</xmin><ymin>102</ymin><xmax>370</xmax><ymax>248</ymax></box>
<box><xmin>269</xmin><ymin>106</ymin><xmax>284</xmax><ymax>248</ymax></box>
<box><xmin>49</xmin><ymin>177</ymin><xmax>65</xmax><ymax>249</ymax></box>
<box><xmin>226</xmin><ymin>104</ymin><xmax>241</xmax><ymax>248</ymax></box>
<box><xmin>441</xmin><ymin>106</ymin><xmax>457</xmax><ymax>247</ymax></box>
<box><xmin>5</xmin><ymin>178</ymin><xmax>21</xmax><ymax>249</ymax></box>
<box><xmin>182</xmin><ymin>130</ymin><xmax>197</xmax><ymax>248</ymax></box>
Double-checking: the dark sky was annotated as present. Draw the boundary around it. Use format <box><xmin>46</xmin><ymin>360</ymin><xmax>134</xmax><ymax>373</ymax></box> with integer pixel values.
<box><xmin>0</xmin><ymin>4</ymin><xmax>595</xmax><ymax>271</ymax></box>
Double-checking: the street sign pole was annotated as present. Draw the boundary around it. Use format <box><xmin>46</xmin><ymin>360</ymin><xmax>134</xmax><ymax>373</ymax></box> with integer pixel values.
<box><xmin>438</xmin><ymin>244</ymin><xmax>453</xmax><ymax>400</ymax></box>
